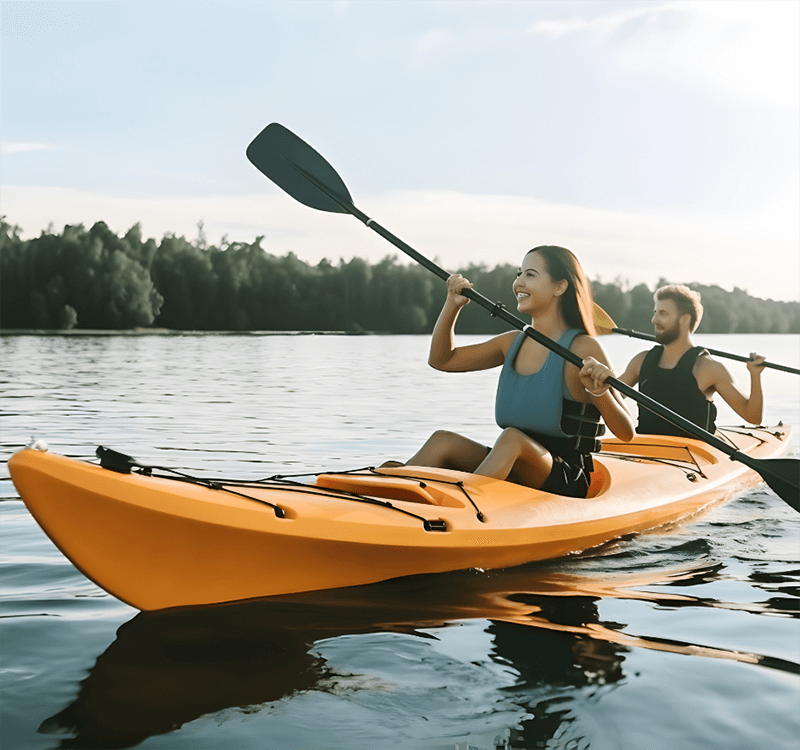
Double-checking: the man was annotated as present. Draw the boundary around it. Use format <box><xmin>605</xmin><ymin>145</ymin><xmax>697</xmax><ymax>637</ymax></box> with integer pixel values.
<box><xmin>591</xmin><ymin>285</ymin><xmax>765</xmax><ymax>436</ymax></box>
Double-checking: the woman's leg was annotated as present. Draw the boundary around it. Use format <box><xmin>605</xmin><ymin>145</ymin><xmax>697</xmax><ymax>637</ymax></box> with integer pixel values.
<box><xmin>404</xmin><ymin>430</ymin><xmax>490</xmax><ymax>472</ymax></box>
<box><xmin>475</xmin><ymin>427</ymin><xmax>553</xmax><ymax>488</ymax></box>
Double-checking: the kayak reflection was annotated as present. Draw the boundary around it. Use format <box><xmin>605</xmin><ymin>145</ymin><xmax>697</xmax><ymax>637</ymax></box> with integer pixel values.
<box><xmin>39</xmin><ymin>557</ymin><xmax>797</xmax><ymax>750</ymax></box>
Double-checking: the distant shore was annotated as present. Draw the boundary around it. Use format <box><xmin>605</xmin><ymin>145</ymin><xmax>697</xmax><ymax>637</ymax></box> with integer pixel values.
<box><xmin>3</xmin><ymin>329</ymin><xmax>796</xmax><ymax>338</ymax></box>
<box><xmin>4</xmin><ymin>220</ymin><xmax>798</xmax><ymax>335</ymax></box>
<box><xmin>0</xmin><ymin>329</ymin><xmax>373</xmax><ymax>337</ymax></box>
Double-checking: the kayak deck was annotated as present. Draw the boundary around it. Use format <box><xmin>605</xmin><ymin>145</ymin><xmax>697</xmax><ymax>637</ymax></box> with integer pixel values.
<box><xmin>7</xmin><ymin>425</ymin><xmax>793</xmax><ymax>611</ymax></box>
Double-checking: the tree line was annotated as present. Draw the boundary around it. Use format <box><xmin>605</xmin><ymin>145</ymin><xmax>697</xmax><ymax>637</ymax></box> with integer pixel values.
<box><xmin>1</xmin><ymin>219</ymin><xmax>798</xmax><ymax>334</ymax></box>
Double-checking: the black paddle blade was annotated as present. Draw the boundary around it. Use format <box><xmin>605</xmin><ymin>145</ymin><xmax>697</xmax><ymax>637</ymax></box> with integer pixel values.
<box><xmin>246</xmin><ymin>123</ymin><xmax>354</xmax><ymax>214</ymax></box>
<box><xmin>748</xmin><ymin>456</ymin><xmax>800</xmax><ymax>511</ymax></box>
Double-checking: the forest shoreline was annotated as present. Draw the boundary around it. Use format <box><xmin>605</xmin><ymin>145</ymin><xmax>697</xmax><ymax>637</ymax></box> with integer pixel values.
<box><xmin>3</xmin><ymin>219</ymin><xmax>797</xmax><ymax>334</ymax></box>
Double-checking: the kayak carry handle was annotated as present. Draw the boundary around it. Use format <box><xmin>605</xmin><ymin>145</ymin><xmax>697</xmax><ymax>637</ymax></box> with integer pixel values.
<box><xmin>96</xmin><ymin>446</ymin><xmax>146</xmax><ymax>475</ymax></box>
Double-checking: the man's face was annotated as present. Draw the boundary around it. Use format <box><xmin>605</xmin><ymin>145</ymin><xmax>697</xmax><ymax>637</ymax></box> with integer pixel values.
<box><xmin>652</xmin><ymin>298</ymin><xmax>684</xmax><ymax>345</ymax></box>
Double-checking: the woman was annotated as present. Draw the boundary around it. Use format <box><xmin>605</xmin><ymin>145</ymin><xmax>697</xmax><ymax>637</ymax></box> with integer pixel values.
<box><xmin>388</xmin><ymin>245</ymin><xmax>634</xmax><ymax>498</ymax></box>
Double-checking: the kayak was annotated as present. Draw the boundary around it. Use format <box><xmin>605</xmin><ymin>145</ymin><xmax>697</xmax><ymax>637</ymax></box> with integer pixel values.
<box><xmin>7</xmin><ymin>424</ymin><xmax>792</xmax><ymax>611</ymax></box>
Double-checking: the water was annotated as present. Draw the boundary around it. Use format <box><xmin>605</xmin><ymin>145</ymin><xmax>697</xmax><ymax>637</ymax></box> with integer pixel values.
<box><xmin>1</xmin><ymin>333</ymin><xmax>798</xmax><ymax>750</ymax></box>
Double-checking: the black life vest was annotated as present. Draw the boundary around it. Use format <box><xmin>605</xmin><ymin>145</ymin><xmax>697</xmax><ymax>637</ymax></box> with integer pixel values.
<box><xmin>637</xmin><ymin>345</ymin><xmax>717</xmax><ymax>437</ymax></box>
<box><xmin>522</xmin><ymin>399</ymin><xmax>605</xmax><ymax>473</ymax></box>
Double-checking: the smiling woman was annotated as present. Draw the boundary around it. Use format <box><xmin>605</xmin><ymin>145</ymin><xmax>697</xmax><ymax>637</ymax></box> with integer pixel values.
<box><xmin>392</xmin><ymin>245</ymin><xmax>635</xmax><ymax>497</ymax></box>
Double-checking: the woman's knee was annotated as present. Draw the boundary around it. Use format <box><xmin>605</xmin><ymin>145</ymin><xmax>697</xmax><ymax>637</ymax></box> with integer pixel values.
<box><xmin>419</xmin><ymin>430</ymin><xmax>488</xmax><ymax>470</ymax></box>
<box><xmin>421</xmin><ymin>429</ymin><xmax>456</xmax><ymax>451</ymax></box>
<box><xmin>430</xmin><ymin>429</ymin><xmax>459</xmax><ymax>442</ymax></box>
<box><xmin>494</xmin><ymin>428</ymin><xmax>550</xmax><ymax>462</ymax></box>
<box><xmin>494</xmin><ymin>427</ymin><xmax>528</xmax><ymax>450</ymax></box>
<box><xmin>416</xmin><ymin>429</ymin><xmax>464</xmax><ymax>461</ymax></box>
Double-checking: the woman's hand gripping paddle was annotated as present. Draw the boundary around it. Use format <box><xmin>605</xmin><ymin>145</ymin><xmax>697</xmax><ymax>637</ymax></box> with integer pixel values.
<box><xmin>246</xmin><ymin>123</ymin><xmax>799</xmax><ymax>512</ymax></box>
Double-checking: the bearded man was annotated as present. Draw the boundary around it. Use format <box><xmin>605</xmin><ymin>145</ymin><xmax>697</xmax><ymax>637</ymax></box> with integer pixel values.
<box><xmin>611</xmin><ymin>285</ymin><xmax>766</xmax><ymax>436</ymax></box>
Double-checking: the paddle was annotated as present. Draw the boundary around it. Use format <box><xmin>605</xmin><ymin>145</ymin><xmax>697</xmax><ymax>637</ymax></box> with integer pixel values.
<box><xmin>246</xmin><ymin>122</ymin><xmax>799</xmax><ymax>512</ymax></box>
<box><xmin>592</xmin><ymin>304</ymin><xmax>800</xmax><ymax>376</ymax></box>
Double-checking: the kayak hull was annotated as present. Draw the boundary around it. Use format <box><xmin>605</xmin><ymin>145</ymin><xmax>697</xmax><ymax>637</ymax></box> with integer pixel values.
<box><xmin>7</xmin><ymin>425</ymin><xmax>792</xmax><ymax>610</ymax></box>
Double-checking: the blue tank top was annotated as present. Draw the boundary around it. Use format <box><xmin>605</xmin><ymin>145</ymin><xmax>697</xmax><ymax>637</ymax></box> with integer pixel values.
<box><xmin>495</xmin><ymin>329</ymin><xmax>582</xmax><ymax>439</ymax></box>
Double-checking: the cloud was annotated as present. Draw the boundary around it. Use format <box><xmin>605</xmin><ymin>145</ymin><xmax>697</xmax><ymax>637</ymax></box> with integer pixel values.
<box><xmin>2</xmin><ymin>184</ymin><xmax>796</xmax><ymax>301</ymax></box>
<box><xmin>527</xmin><ymin>0</ymin><xmax>799</xmax><ymax>109</ymax></box>
<box><xmin>527</xmin><ymin>2</ymin><xmax>685</xmax><ymax>39</ymax></box>
<box><xmin>0</xmin><ymin>142</ymin><xmax>59</xmax><ymax>154</ymax></box>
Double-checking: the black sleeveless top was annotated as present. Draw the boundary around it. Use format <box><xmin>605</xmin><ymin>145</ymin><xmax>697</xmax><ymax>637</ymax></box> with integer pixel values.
<box><xmin>637</xmin><ymin>345</ymin><xmax>717</xmax><ymax>436</ymax></box>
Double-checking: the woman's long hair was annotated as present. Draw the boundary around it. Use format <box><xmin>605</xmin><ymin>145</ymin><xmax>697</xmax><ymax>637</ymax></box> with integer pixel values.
<box><xmin>527</xmin><ymin>246</ymin><xmax>596</xmax><ymax>335</ymax></box>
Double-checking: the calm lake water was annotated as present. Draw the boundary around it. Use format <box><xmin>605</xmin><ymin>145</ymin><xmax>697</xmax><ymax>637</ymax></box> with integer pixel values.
<box><xmin>1</xmin><ymin>332</ymin><xmax>798</xmax><ymax>750</ymax></box>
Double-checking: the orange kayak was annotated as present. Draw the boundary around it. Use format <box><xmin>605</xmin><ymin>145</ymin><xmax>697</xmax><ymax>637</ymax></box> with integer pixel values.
<box><xmin>7</xmin><ymin>425</ymin><xmax>792</xmax><ymax>611</ymax></box>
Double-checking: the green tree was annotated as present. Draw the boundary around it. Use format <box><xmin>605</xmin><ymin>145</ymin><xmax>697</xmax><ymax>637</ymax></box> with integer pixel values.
<box><xmin>2</xmin><ymin>219</ymin><xmax>798</xmax><ymax>334</ymax></box>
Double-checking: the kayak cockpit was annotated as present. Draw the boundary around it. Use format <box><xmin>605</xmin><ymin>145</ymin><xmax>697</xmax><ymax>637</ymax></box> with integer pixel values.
<box><xmin>317</xmin><ymin>461</ymin><xmax>613</xmax><ymax>504</ymax></box>
<box><xmin>586</xmin><ymin>461</ymin><xmax>611</xmax><ymax>498</ymax></box>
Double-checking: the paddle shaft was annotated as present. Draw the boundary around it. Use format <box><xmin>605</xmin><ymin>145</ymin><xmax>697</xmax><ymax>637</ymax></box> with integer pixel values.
<box><xmin>611</xmin><ymin>327</ymin><xmax>799</xmax><ymax>376</ymax></box>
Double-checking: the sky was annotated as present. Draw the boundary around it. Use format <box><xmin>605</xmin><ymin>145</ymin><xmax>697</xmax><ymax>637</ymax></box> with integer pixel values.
<box><xmin>1</xmin><ymin>0</ymin><xmax>798</xmax><ymax>301</ymax></box>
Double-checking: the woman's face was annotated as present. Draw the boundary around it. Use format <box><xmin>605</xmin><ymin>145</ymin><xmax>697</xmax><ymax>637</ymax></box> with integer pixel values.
<box><xmin>512</xmin><ymin>251</ymin><xmax>567</xmax><ymax>314</ymax></box>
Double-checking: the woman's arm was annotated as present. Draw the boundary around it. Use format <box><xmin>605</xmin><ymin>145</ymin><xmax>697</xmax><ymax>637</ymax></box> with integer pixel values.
<box><xmin>428</xmin><ymin>274</ymin><xmax>514</xmax><ymax>372</ymax></box>
<box><xmin>571</xmin><ymin>338</ymin><xmax>635</xmax><ymax>442</ymax></box>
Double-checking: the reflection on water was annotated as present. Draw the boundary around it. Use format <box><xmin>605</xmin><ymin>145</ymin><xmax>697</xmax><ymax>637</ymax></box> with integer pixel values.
<box><xmin>38</xmin><ymin>558</ymin><xmax>799</xmax><ymax>750</ymax></box>
<box><xmin>2</xmin><ymin>333</ymin><xmax>799</xmax><ymax>750</ymax></box>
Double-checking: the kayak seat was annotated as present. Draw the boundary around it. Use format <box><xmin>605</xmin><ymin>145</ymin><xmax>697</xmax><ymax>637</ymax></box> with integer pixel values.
<box><xmin>315</xmin><ymin>474</ymin><xmax>465</xmax><ymax>507</ymax></box>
